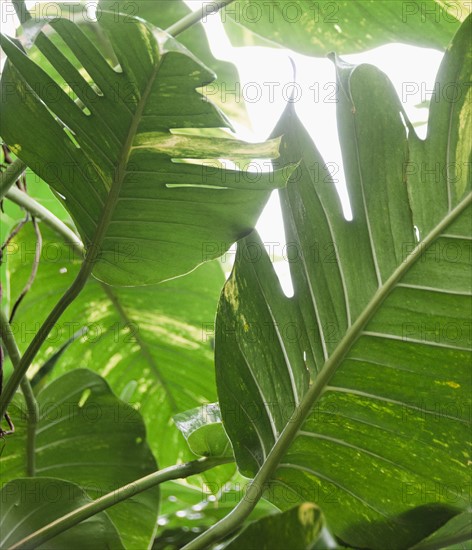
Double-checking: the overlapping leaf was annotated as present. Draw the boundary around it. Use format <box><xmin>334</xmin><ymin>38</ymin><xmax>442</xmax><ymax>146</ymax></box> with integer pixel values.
<box><xmin>0</xmin><ymin>13</ymin><xmax>288</xmax><ymax>286</ymax></box>
<box><xmin>1</xmin><ymin>369</ymin><xmax>159</xmax><ymax>548</ymax></box>
<box><xmin>222</xmin><ymin>0</ymin><xmax>466</xmax><ymax>55</ymax></box>
<box><xmin>6</xmin><ymin>224</ymin><xmax>224</xmax><ymax>468</ymax></box>
<box><xmin>0</xmin><ymin>478</ymin><xmax>124</xmax><ymax>549</ymax></box>
<box><xmin>411</xmin><ymin>511</ymin><xmax>472</xmax><ymax>550</ymax></box>
<box><xmin>215</xmin><ymin>15</ymin><xmax>471</xmax><ymax>549</ymax></box>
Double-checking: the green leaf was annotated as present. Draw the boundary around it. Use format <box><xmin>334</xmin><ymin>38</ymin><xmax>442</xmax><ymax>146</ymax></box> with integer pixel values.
<box><xmin>0</xmin><ymin>14</ymin><xmax>288</xmax><ymax>286</ymax></box>
<box><xmin>174</xmin><ymin>402</ymin><xmax>233</xmax><ymax>458</ymax></box>
<box><xmin>0</xmin><ymin>478</ymin><xmax>124</xmax><ymax>549</ymax></box>
<box><xmin>222</xmin><ymin>0</ymin><xmax>465</xmax><ymax>56</ymax></box>
<box><xmin>215</xmin><ymin>15</ymin><xmax>471</xmax><ymax>550</ymax></box>
<box><xmin>99</xmin><ymin>0</ymin><xmax>251</xmax><ymax>127</ymax></box>
<box><xmin>1</xmin><ymin>369</ymin><xmax>159</xmax><ymax>549</ymax></box>
<box><xmin>222</xmin><ymin>503</ymin><xmax>335</xmax><ymax>550</ymax></box>
<box><xmin>411</xmin><ymin>511</ymin><xmax>472</xmax><ymax>550</ymax></box>
<box><xmin>6</xmin><ymin>224</ymin><xmax>224</xmax><ymax>467</ymax></box>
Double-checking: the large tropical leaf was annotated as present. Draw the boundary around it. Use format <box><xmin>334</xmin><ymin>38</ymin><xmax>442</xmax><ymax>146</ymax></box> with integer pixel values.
<box><xmin>215</xmin><ymin>14</ymin><xmax>471</xmax><ymax>550</ymax></box>
<box><xmin>0</xmin><ymin>13</ymin><xmax>288</xmax><ymax>286</ymax></box>
<box><xmin>1</xmin><ymin>369</ymin><xmax>160</xmax><ymax>548</ymax></box>
<box><xmin>222</xmin><ymin>0</ymin><xmax>467</xmax><ymax>55</ymax></box>
<box><xmin>5</xmin><ymin>223</ymin><xmax>224</xmax><ymax>468</ymax></box>
<box><xmin>0</xmin><ymin>478</ymin><xmax>124</xmax><ymax>548</ymax></box>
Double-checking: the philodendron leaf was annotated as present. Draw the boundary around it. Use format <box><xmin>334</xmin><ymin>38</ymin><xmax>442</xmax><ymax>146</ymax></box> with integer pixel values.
<box><xmin>0</xmin><ymin>14</ymin><xmax>290</xmax><ymax>286</ymax></box>
<box><xmin>411</xmin><ymin>511</ymin><xmax>472</xmax><ymax>550</ymax></box>
<box><xmin>222</xmin><ymin>503</ymin><xmax>336</xmax><ymax>550</ymax></box>
<box><xmin>0</xmin><ymin>478</ymin><xmax>124</xmax><ymax>549</ymax></box>
<box><xmin>222</xmin><ymin>0</ymin><xmax>466</xmax><ymax>56</ymax></box>
<box><xmin>215</xmin><ymin>14</ymin><xmax>471</xmax><ymax>550</ymax></box>
<box><xmin>174</xmin><ymin>402</ymin><xmax>233</xmax><ymax>458</ymax></box>
<box><xmin>1</xmin><ymin>369</ymin><xmax>159</xmax><ymax>549</ymax></box>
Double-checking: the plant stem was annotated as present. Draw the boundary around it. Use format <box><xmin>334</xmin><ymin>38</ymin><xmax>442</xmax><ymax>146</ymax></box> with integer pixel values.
<box><xmin>10</xmin><ymin>456</ymin><xmax>233</xmax><ymax>549</ymax></box>
<box><xmin>0</xmin><ymin>254</ymin><xmax>92</xmax><ymax>419</ymax></box>
<box><xmin>0</xmin><ymin>159</ymin><xmax>27</xmax><ymax>200</ymax></box>
<box><xmin>12</xmin><ymin>0</ymin><xmax>31</xmax><ymax>24</ymax></box>
<box><xmin>5</xmin><ymin>187</ymin><xmax>84</xmax><ymax>255</ymax></box>
<box><xmin>0</xmin><ymin>310</ymin><xmax>39</xmax><ymax>476</ymax></box>
<box><xmin>165</xmin><ymin>0</ymin><xmax>236</xmax><ymax>37</ymax></box>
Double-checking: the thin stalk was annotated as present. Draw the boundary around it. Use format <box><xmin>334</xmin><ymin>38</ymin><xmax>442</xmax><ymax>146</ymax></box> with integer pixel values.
<box><xmin>9</xmin><ymin>217</ymin><xmax>42</xmax><ymax>323</ymax></box>
<box><xmin>12</xmin><ymin>0</ymin><xmax>31</xmax><ymax>24</ymax></box>
<box><xmin>0</xmin><ymin>159</ymin><xmax>27</xmax><ymax>200</ymax></box>
<box><xmin>0</xmin><ymin>310</ymin><xmax>39</xmax><ymax>476</ymax></box>
<box><xmin>165</xmin><ymin>0</ymin><xmax>236</xmax><ymax>37</ymax></box>
<box><xmin>10</xmin><ymin>456</ymin><xmax>233</xmax><ymax>549</ymax></box>
<box><xmin>5</xmin><ymin>187</ymin><xmax>84</xmax><ymax>255</ymax></box>
<box><xmin>0</xmin><ymin>243</ymin><xmax>96</xmax><ymax>418</ymax></box>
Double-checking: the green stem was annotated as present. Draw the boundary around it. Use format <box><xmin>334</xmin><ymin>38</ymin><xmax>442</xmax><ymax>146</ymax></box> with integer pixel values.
<box><xmin>0</xmin><ymin>310</ymin><xmax>39</xmax><ymax>476</ymax></box>
<box><xmin>10</xmin><ymin>456</ymin><xmax>233</xmax><ymax>549</ymax></box>
<box><xmin>183</xmin><ymin>192</ymin><xmax>472</xmax><ymax>550</ymax></box>
<box><xmin>12</xmin><ymin>0</ymin><xmax>31</xmax><ymax>24</ymax></box>
<box><xmin>165</xmin><ymin>0</ymin><xmax>236</xmax><ymax>37</ymax></box>
<box><xmin>0</xmin><ymin>159</ymin><xmax>27</xmax><ymax>200</ymax></box>
<box><xmin>5</xmin><ymin>187</ymin><xmax>84</xmax><ymax>255</ymax></box>
<box><xmin>0</xmin><ymin>245</ymin><xmax>96</xmax><ymax>418</ymax></box>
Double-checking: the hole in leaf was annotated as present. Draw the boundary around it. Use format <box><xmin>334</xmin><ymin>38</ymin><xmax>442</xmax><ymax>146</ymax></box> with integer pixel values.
<box><xmin>63</xmin><ymin>127</ymin><xmax>80</xmax><ymax>148</ymax></box>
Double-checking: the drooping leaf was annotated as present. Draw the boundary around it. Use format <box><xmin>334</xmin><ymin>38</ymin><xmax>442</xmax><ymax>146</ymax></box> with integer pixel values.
<box><xmin>6</xmin><ymin>224</ymin><xmax>224</xmax><ymax>468</ymax></box>
<box><xmin>215</xmin><ymin>15</ymin><xmax>471</xmax><ymax>550</ymax></box>
<box><xmin>0</xmin><ymin>14</ymin><xmax>289</xmax><ymax>286</ymax></box>
<box><xmin>174</xmin><ymin>402</ymin><xmax>233</xmax><ymax>458</ymax></box>
<box><xmin>0</xmin><ymin>478</ymin><xmax>124</xmax><ymax>549</ymax></box>
<box><xmin>1</xmin><ymin>369</ymin><xmax>160</xmax><ymax>549</ymax></box>
<box><xmin>222</xmin><ymin>0</ymin><xmax>466</xmax><ymax>56</ymax></box>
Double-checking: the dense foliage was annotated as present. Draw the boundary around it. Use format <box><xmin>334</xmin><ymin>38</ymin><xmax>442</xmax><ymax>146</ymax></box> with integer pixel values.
<box><xmin>0</xmin><ymin>1</ymin><xmax>470</xmax><ymax>549</ymax></box>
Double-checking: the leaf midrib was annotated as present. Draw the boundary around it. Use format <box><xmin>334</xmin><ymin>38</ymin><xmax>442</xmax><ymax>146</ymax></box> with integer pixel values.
<box><xmin>83</xmin><ymin>49</ymin><xmax>163</xmax><ymax>268</ymax></box>
<box><xmin>101</xmin><ymin>284</ymin><xmax>178</xmax><ymax>412</ymax></box>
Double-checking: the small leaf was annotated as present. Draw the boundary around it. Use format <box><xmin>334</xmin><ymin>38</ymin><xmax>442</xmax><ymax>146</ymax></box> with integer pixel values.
<box><xmin>222</xmin><ymin>503</ymin><xmax>335</xmax><ymax>550</ymax></box>
<box><xmin>174</xmin><ymin>403</ymin><xmax>233</xmax><ymax>458</ymax></box>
